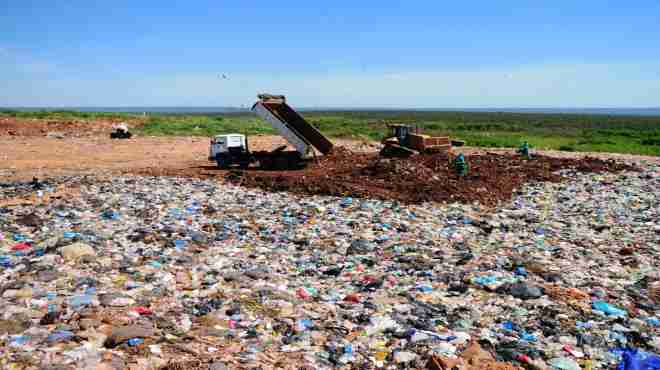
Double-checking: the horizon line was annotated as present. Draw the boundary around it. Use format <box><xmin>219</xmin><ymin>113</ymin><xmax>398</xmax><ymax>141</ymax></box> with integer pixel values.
<box><xmin>2</xmin><ymin>106</ymin><xmax>660</xmax><ymax>110</ymax></box>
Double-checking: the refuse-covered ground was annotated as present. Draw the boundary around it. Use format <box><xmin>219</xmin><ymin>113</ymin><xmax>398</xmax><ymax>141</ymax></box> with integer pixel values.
<box><xmin>143</xmin><ymin>149</ymin><xmax>636</xmax><ymax>206</ymax></box>
<box><xmin>0</xmin><ymin>156</ymin><xmax>658</xmax><ymax>369</ymax></box>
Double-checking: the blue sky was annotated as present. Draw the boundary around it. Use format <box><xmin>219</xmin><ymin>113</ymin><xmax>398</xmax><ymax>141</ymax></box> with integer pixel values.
<box><xmin>1</xmin><ymin>0</ymin><xmax>659</xmax><ymax>107</ymax></box>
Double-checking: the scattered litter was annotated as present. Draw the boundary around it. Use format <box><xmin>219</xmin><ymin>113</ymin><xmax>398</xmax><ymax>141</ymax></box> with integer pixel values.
<box><xmin>0</xmin><ymin>158</ymin><xmax>657</xmax><ymax>369</ymax></box>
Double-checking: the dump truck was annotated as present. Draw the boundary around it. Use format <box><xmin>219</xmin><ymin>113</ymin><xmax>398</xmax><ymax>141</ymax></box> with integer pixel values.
<box><xmin>380</xmin><ymin>124</ymin><xmax>453</xmax><ymax>157</ymax></box>
<box><xmin>209</xmin><ymin>94</ymin><xmax>334</xmax><ymax>169</ymax></box>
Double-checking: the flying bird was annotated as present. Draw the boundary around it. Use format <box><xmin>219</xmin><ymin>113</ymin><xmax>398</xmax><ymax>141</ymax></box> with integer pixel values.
<box><xmin>220</xmin><ymin>74</ymin><xmax>228</xmax><ymax>80</ymax></box>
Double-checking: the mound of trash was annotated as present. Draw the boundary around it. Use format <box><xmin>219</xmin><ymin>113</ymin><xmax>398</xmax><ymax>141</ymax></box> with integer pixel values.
<box><xmin>0</xmin><ymin>160</ymin><xmax>657</xmax><ymax>368</ymax></box>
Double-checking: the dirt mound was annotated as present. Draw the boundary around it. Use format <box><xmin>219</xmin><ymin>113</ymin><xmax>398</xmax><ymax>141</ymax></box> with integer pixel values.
<box><xmin>0</xmin><ymin>117</ymin><xmax>145</xmax><ymax>137</ymax></box>
<box><xmin>224</xmin><ymin>148</ymin><xmax>634</xmax><ymax>205</ymax></box>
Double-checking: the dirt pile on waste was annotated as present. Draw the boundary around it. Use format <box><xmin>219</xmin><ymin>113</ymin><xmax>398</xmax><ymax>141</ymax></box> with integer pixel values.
<box><xmin>226</xmin><ymin>148</ymin><xmax>635</xmax><ymax>205</ymax></box>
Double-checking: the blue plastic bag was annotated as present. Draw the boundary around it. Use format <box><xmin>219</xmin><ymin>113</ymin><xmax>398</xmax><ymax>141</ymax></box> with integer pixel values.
<box><xmin>416</xmin><ymin>284</ymin><xmax>433</xmax><ymax>293</ymax></box>
<box><xmin>474</xmin><ymin>275</ymin><xmax>499</xmax><ymax>286</ymax></box>
<box><xmin>617</xmin><ymin>348</ymin><xmax>660</xmax><ymax>370</ymax></box>
<box><xmin>340</xmin><ymin>197</ymin><xmax>353</xmax><ymax>207</ymax></box>
<box><xmin>502</xmin><ymin>321</ymin><xmax>515</xmax><ymax>331</ymax></box>
<box><xmin>521</xmin><ymin>332</ymin><xmax>537</xmax><ymax>342</ymax></box>
<box><xmin>297</xmin><ymin>319</ymin><xmax>314</xmax><ymax>331</ymax></box>
<box><xmin>593</xmin><ymin>301</ymin><xmax>627</xmax><ymax>317</ymax></box>
<box><xmin>0</xmin><ymin>256</ymin><xmax>13</xmax><ymax>268</ymax></box>
<box><xmin>514</xmin><ymin>266</ymin><xmax>528</xmax><ymax>277</ymax></box>
<box><xmin>174</xmin><ymin>240</ymin><xmax>186</xmax><ymax>250</ymax></box>
<box><xmin>343</xmin><ymin>343</ymin><xmax>353</xmax><ymax>355</ymax></box>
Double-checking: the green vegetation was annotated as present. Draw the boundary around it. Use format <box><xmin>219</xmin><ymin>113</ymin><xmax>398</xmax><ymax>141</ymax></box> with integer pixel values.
<box><xmin>0</xmin><ymin>109</ymin><xmax>136</xmax><ymax>120</ymax></box>
<box><xmin>137</xmin><ymin>115</ymin><xmax>275</xmax><ymax>137</ymax></box>
<box><xmin>304</xmin><ymin>111</ymin><xmax>660</xmax><ymax>156</ymax></box>
<box><xmin>2</xmin><ymin>109</ymin><xmax>659</xmax><ymax>156</ymax></box>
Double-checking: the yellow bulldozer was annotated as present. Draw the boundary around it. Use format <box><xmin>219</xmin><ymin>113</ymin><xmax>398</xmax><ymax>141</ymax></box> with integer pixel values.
<box><xmin>380</xmin><ymin>124</ymin><xmax>454</xmax><ymax>157</ymax></box>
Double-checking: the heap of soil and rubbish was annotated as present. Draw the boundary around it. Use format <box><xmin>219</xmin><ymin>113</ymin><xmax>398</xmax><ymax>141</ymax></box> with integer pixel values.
<box><xmin>223</xmin><ymin>148</ymin><xmax>635</xmax><ymax>205</ymax></box>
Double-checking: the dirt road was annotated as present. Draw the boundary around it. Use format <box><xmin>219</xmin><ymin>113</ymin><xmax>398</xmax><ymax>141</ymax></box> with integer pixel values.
<box><xmin>0</xmin><ymin>135</ymin><xmax>379</xmax><ymax>181</ymax></box>
<box><xmin>1</xmin><ymin>136</ymin><xmax>201</xmax><ymax>180</ymax></box>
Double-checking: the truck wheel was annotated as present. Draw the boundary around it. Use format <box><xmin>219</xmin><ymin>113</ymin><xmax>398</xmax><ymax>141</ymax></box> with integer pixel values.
<box><xmin>260</xmin><ymin>158</ymin><xmax>273</xmax><ymax>170</ymax></box>
<box><xmin>216</xmin><ymin>155</ymin><xmax>229</xmax><ymax>169</ymax></box>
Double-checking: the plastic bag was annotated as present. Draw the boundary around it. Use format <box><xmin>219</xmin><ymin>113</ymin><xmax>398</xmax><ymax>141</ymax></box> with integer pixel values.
<box><xmin>593</xmin><ymin>301</ymin><xmax>627</xmax><ymax>317</ymax></box>
<box><xmin>617</xmin><ymin>348</ymin><xmax>660</xmax><ymax>370</ymax></box>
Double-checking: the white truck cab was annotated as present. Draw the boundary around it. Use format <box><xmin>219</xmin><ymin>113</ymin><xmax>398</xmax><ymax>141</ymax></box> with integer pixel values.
<box><xmin>209</xmin><ymin>134</ymin><xmax>250</xmax><ymax>168</ymax></box>
<box><xmin>209</xmin><ymin>134</ymin><xmax>246</xmax><ymax>160</ymax></box>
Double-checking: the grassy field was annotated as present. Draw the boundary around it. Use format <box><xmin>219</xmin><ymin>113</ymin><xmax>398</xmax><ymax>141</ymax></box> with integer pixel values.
<box><xmin>137</xmin><ymin>110</ymin><xmax>660</xmax><ymax>156</ymax></box>
<box><xmin>0</xmin><ymin>109</ymin><xmax>135</xmax><ymax>120</ymax></box>
<box><xmin>2</xmin><ymin>109</ymin><xmax>659</xmax><ymax>155</ymax></box>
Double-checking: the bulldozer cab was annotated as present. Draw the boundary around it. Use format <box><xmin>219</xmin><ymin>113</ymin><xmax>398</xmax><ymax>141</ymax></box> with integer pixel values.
<box><xmin>387</xmin><ymin>124</ymin><xmax>413</xmax><ymax>144</ymax></box>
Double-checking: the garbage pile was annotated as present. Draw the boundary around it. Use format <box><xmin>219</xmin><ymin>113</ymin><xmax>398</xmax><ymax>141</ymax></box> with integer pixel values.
<box><xmin>225</xmin><ymin>149</ymin><xmax>635</xmax><ymax>205</ymax></box>
<box><xmin>0</xmin><ymin>161</ymin><xmax>658</xmax><ymax>369</ymax></box>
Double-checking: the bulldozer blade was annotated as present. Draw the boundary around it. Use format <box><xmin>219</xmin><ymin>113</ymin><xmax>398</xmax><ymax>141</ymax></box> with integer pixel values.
<box><xmin>379</xmin><ymin>143</ymin><xmax>416</xmax><ymax>158</ymax></box>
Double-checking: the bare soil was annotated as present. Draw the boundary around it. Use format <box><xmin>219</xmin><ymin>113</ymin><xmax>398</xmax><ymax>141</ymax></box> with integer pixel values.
<box><xmin>0</xmin><ymin>116</ymin><xmax>146</xmax><ymax>137</ymax></box>
<box><xmin>1</xmin><ymin>136</ymin><xmax>204</xmax><ymax>181</ymax></box>
<box><xmin>1</xmin><ymin>117</ymin><xmax>656</xmax><ymax>206</ymax></box>
<box><xmin>0</xmin><ymin>133</ymin><xmax>373</xmax><ymax>181</ymax></box>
